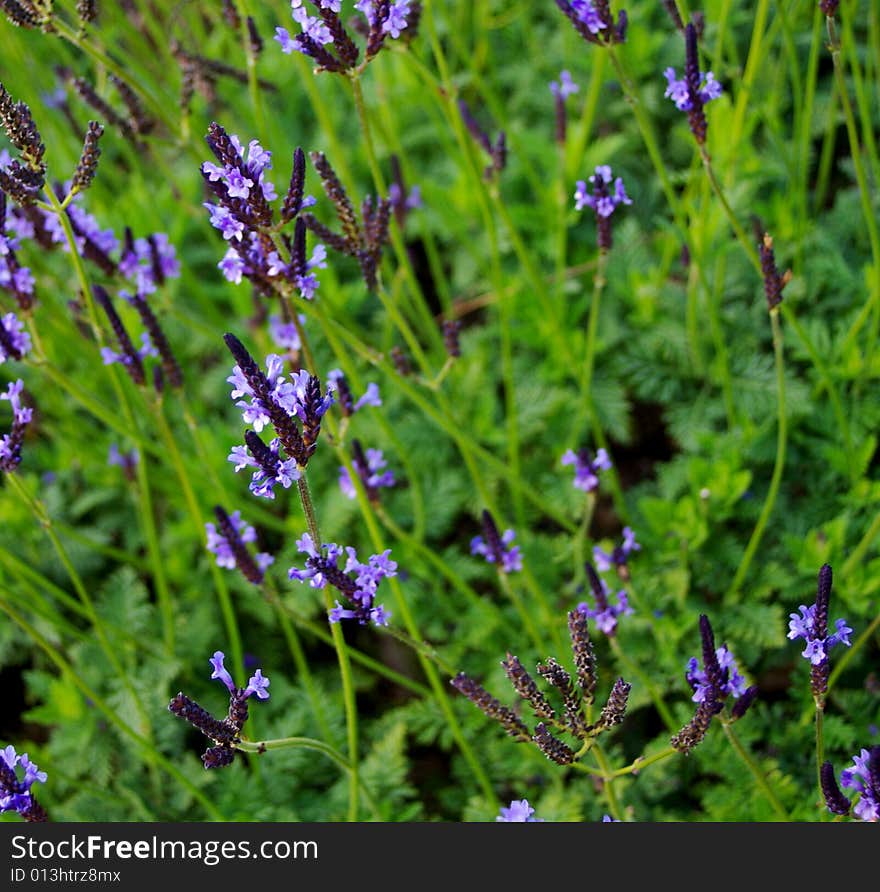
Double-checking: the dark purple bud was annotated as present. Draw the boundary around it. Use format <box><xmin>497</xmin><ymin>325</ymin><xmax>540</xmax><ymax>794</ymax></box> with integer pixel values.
<box><xmin>246</xmin><ymin>16</ymin><xmax>263</xmax><ymax>55</ymax></box>
<box><xmin>820</xmin><ymin>761</ymin><xmax>851</xmax><ymax>815</ymax></box>
<box><xmin>594</xmin><ymin>677</ymin><xmax>631</xmax><ymax>730</ymax></box>
<box><xmin>731</xmin><ymin>684</ymin><xmax>759</xmax><ymax>720</ymax></box>
<box><xmin>110</xmin><ymin>74</ymin><xmax>154</xmax><ymax>136</ymax></box>
<box><xmin>760</xmin><ymin>233</ymin><xmax>789</xmax><ymax>310</ymax></box>
<box><xmin>71</xmin><ymin>77</ymin><xmax>136</xmax><ymax>143</ymax></box>
<box><xmin>70</xmin><ymin>120</ymin><xmax>103</xmax><ymax>193</ymax></box>
<box><xmin>95</xmin><ymin>285</ymin><xmax>145</xmax><ymax>386</ymax></box>
<box><xmin>201</xmin><ymin>745</ymin><xmax>236</xmax><ymax>769</ymax></box>
<box><xmin>365</xmin><ymin>0</ymin><xmax>391</xmax><ymax>59</ymax></box>
<box><xmin>533</xmin><ymin>722</ymin><xmax>576</xmax><ymax>765</ymax></box>
<box><xmin>1</xmin><ymin>0</ymin><xmax>43</xmax><ymax>28</ymax></box>
<box><xmin>390</xmin><ymin>345</ymin><xmax>412</xmax><ymax>376</ymax></box>
<box><xmin>76</xmin><ymin>0</ymin><xmax>97</xmax><ymax>25</ymax></box>
<box><xmin>128</xmin><ymin>295</ymin><xmax>183</xmax><ymax>389</ymax></box>
<box><xmin>504</xmin><ymin>653</ymin><xmax>556</xmax><ymax>720</ymax></box>
<box><xmin>450</xmin><ymin>672</ymin><xmax>532</xmax><ymax>741</ymax></box>
<box><xmin>442</xmin><ymin>319</ymin><xmax>461</xmax><ymax>357</ymax></box>
<box><xmin>168</xmin><ymin>692</ymin><xmax>237</xmax><ymax>744</ymax></box>
<box><xmin>568</xmin><ymin>609</ymin><xmax>597</xmax><ymax>705</ymax></box>
<box><xmin>281</xmin><ymin>147</ymin><xmax>306</xmax><ymax>223</ymax></box>
<box><xmin>310</xmin><ymin>151</ymin><xmax>361</xmax><ymax>249</ymax></box>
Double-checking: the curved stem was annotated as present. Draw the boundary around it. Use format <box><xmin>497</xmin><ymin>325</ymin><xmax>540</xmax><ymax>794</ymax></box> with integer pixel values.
<box><xmin>721</xmin><ymin>720</ymin><xmax>789</xmax><ymax>821</ymax></box>
<box><xmin>236</xmin><ymin>736</ymin><xmax>383</xmax><ymax>820</ymax></box>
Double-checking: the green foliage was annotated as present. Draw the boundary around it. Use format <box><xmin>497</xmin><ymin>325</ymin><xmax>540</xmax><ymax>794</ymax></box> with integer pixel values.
<box><xmin>0</xmin><ymin>0</ymin><xmax>878</xmax><ymax>826</ymax></box>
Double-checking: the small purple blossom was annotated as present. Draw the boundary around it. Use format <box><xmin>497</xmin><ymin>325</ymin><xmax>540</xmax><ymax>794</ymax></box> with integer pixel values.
<box><xmin>686</xmin><ymin>645</ymin><xmax>748</xmax><ymax>703</ymax></box>
<box><xmin>496</xmin><ymin>799</ymin><xmax>541</xmax><ymax>822</ymax></box>
<box><xmin>327</xmin><ymin>369</ymin><xmax>381</xmax><ymax>414</ymax></box>
<box><xmin>788</xmin><ymin>605</ymin><xmax>852</xmax><ymax>666</ymax></box>
<box><xmin>561</xmin><ymin>447</ymin><xmax>611</xmax><ymax>492</ymax></box>
<box><xmin>288</xmin><ymin>532</ymin><xmax>395</xmax><ymax>627</ymax></box>
<box><xmin>840</xmin><ymin>747</ymin><xmax>880</xmax><ymax>821</ymax></box>
<box><xmin>210</xmin><ymin>651</ymin><xmax>271</xmax><ymax>701</ymax></box>
<box><xmin>206</xmin><ymin>510</ymin><xmax>274</xmax><ymax>574</ymax></box>
<box><xmin>593</xmin><ymin>527</ymin><xmax>640</xmax><ymax>577</ymax></box>
<box><xmin>0</xmin><ymin>379</ymin><xmax>32</xmax><ymax>472</ymax></box>
<box><xmin>578</xmin><ymin>569</ymin><xmax>632</xmax><ymax>636</ymax></box>
<box><xmin>0</xmin><ymin>312</ymin><xmax>31</xmax><ymax>362</ymax></box>
<box><xmin>471</xmin><ymin>511</ymin><xmax>522</xmax><ymax>574</ymax></box>
<box><xmin>663</xmin><ymin>66</ymin><xmax>722</xmax><ymax>112</ymax></box>
<box><xmin>228</xmin><ymin>436</ymin><xmax>301</xmax><ymax>499</ymax></box>
<box><xmin>550</xmin><ymin>69</ymin><xmax>579</xmax><ymax>99</ymax></box>
<box><xmin>574</xmin><ymin>166</ymin><xmax>632</xmax><ymax>218</ymax></box>
<box><xmin>269</xmin><ymin>314</ymin><xmax>306</xmax><ymax>350</ymax></box>
<box><xmin>338</xmin><ymin>446</ymin><xmax>396</xmax><ymax>500</ymax></box>
<box><xmin>0</xmin><ymin>745</ymin><xmax>48</xmax><ymax>821</ymax></box>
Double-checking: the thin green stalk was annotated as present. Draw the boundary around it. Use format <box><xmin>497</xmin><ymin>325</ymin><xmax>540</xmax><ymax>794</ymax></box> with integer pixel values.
<box><xmin>827</xmin><ymin>610</ymin><xmax>880</xmax><ymax>693</ymax></box>
<box><xmin>721</xmin><ymin>720</ymin><xmax>789</xmax><ymax>821</ymax></box>
<box><xmin>4</xmin><ymin>474</ymin><xmax>152</xmax><ymax>733</ymax></box>
<box><xmin>841</xmin><ymin>510</ymin><xmax>880</xmax><ymax>578</ymax></box>
<box><xmin>151</xmin><ymin>405</ymin><xmax>243</xmax><ymax>673</ymax></box>
<box><xmin>725</xmin><ymin>308</ymin><xmax>786</xmax><ymax>600</ymax></box>
<box><xmin>296</xmin><ymin>472</ymin><xmax>361</xmax><ymax>823</ymax></box>
<box><xmin>590</xmin><ymin>744</ymin><xmax>623</xmax><ymax>821</ymax></box>
<box><xmin>236</xmin><ymin>736</ymin><xmax>383</xmax><ymax>820</ymax></box>
<box><xmin>815</xmin><ymin>706</ymin><xmax>825</xmax><ymax>804</ymax></box>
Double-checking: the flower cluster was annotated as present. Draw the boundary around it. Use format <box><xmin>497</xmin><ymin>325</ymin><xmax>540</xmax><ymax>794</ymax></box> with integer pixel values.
<box><xmin>561</xmin><ymin>446</ymin><xmax>611</xmax><ymax>492</ymax></box>
<box><xmin>470</xmin><ymin>509</ymin><xmax>522</xmax><ymax>574</ymax></box>
<box><xmin>168</xmin><ymin>651</ymin><xmax>270</xmax><ymax>769</ymax></box>
<box><xmin>288</xmin><ymin>532</ymin><xmax>395</xmax><ymax>627</ymax></box>
<box><xmin>671</xmin><ymin>615</ymin><xmax>757</xmax><ymax>754</ymax></box>
<box><xmin>663</xmin><ymin>23</ymin><xmax>722</xmax><ymax>145</ymax></box>
<box><xmin>0</xmin><ymin>310</ymin><xmax>31</xmax><ymax>363</ymax></box>
<box><xmin>574</xmin><ymin>165</ymin><xmax>631</xmax><ymax>249</ymax></box>
<box><xmin>1</xmin><ymin>745</ymin><xmax>48</xmax><ymax>821</ymax></box>
<box><xmin>275</xmin><ymin>1</ymin><xmax>415</xmax><ymax>73</ymax></box>
<box><xmin>497</xmin><ymin>799</ymin><xmax>541</xmax><ymax>822</ymax></box>
<box><xmin>555</xmin><ymin>1</ymin><xmax>628</xmax><ymax>46</ymax></box>
<box><xmin>0</xmin><ymin>378</ymin><xmax>32</xmax><ymax>472</ymax></box>
<box><xmin>453</xmin><ymin>610</ymin><xmax>630</xmax><ymax>765</ymax></box>
<box><xmin>206</xmin><ymin>507</ymin><xmax>274</xmax><ymax>585</ymax></box>
<box><xmin>759</xmin><ymin>232</ymin><xmax>790</xmax><ymax>311</ymax></box>
<box><xmin>202</xmin><ymin>124</ymin><xmax>325</xmax><ymax>301</ymax></box>
<box><xmin>821</xmin><ymin>746</ymin><xmax>880</xmax><ymax>821</ymax></box>
<box><xmin>593</xmin><ymin>526</ymin><xmax>640</xmax><ymax>580</ymax></box>
<box><xmin>326</xmin><ymin>368</ymin><xmax>381</xmax><ymax>417</ymax></box>
<box><xmin>788</xmin><ymin>563</ymin><xmax>852</xmax><ymax>704</ymax></box>
<box><xmin>224</xmin><ymin>333</ymin><xmax>334</xmax><ymax>495</ymax></box>
<box><xmin>269</xmin><ymin>313</ymin><xmax>307</xmax><ymax>351</ymax></box>
<box><xmin>578</xmin><ymin>563</ymin><xmax>632</xmax><ymax>636</ymax></box>
<box><xmin>339</xmin><ymin>440</ymin><xmax>395</xmax><ymax>502</ymax></box>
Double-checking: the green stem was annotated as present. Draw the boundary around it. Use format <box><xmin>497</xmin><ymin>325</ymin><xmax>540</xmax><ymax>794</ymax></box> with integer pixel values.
<box><xmin>815</xmin><ymin>705</ymin><xmax>825</xmax><ymax>805</ymax></box>
<box><xmin>721</xmin><ymin>720</ymin><xmax>789</xmax><ymax>821</ymax></box>
<box><xmin>725</xmin><ymin>309</ymin><xmax>786</xmax><ymax>600</ymax></box>
<box><xmin>236</xmin><ymin>736</ymin><xmax>383</xmax><ymax>820</ymax></box>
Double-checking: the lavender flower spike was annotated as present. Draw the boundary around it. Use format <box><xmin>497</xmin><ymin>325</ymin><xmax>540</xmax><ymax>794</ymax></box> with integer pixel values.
<box><xmin>470</xmin><ymin>509</ymin><xmax>522</xmax><ymax>573</ymax></box>
<box><xmin>170</xmin><ymin>651</ymin><xmax>271</xmax><ymax>769</ymax></box>
<box><xmin>574</xmin><ymin>165</ymin><xmax>631</xmax><ymax>250</ymax></box>
<box><xmin>288</xmin><ymin>533</ymin><xmax>395</xmax><ymax>628</ymax></box>
<box><xmin>593</xmin><ymin>526</ymin><xmax>640</xmax><ymax>580</ymax></box>
<box><xmin>206</xmin><ymin>506</ymin><xmax>274</xmax><ymax>585</ymax></box>
<box><xmin>339</xmin><ymin>440</ymin><xmax>395</xmax><ymax>502</ymax></box>
<box><xmin>578</xmin><ymin>563</ymin><xmax>632</xmax><ymax>636</ymax></box>
<box><xmin>0</xmin><ymin>311</ymin><xmax>31</xmax><ymax>362</ymax></box>
<box><xmin>561</xmin><ymin>446</ymin><xmax>611</xmax><ymax>492</ymax></box>
<box><xmin>839</xmin><ymin>746</ymin><xmax>880</xmax><ymax>821</ymax></box>
<box><xmin>663</xmin><ymin>23</ymin><xmax>722</xmax><ymax>145</ymax></box>
<box><xmin>788</xmin><ymin>563</ymin><xmax>852</xmax><ymax>704</ymax></box>
<box><xmin>0</xmin><ymin>378</ymin><xmax>32</xmax><ymax>473</ymax></box>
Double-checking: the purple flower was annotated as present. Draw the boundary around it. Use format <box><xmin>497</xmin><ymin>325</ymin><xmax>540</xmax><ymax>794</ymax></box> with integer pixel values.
<box><xmin>574</xmin><ymin>165</ymin><xmax>632</xmax><ymax>217</ymax></box>
<box><xmin>339</xmin><ymin>446</ymin><xmax>395</xmax><ymax>500</ymax></box>
<box><xmin>496</xmin><ymin>799</ymin><xmax>541</xmax><ymax>822</ymax></box>
<box><xmin>269</xmin><ymin>314</ymin><xmax>306</xmax><ymax>350</ymax></box>
<box><xmin>327</xmin><ymin>369</ymin><xmax>382</xmax><ymax>415</ymax></box>
<box><xmin>685</xmin><ymin>645</ymin><xmax>748</xmax><ymax>703</ymax></box>
<box><xmin>663</xmin><ymin>66</ymin><xmax>722</xmax><ymax>112</ymax></box>
<box><xmin>788</xmin><ymin>564</ymin><xmax>851</xmax><ymax>702</ymax></box>
<box><xmin>840</xmin><ymin>747</ymin><xmax>880</xmax><ymax>822</ymax></box>
<box><xmin>288</xmin><ymin>532</ymin><xmax>395</xmax><ymax>628</ymax></box>
<box><xmin>561</xmin><ymin>447</ymin><xmax>612</xmax><ymax>492</ymax></box>
<box><xmin>787</xmin><ymin>605</ymin><xmax>852</xmax><ymax>666</ymax></box>
<box><xmin>0</xmin><ymin>379</ymin><xmax>32</xmax><ymax>473</ymax></box>
<box><xmin>206</xmin><ymin>509</ymin><xmax>274</xmax><ymax>577</ymax></box>
<box><xmin>471</xmin><ymin>510</ymin><xmax>522</xmax><ymax>573</ymax></box>
<box><xmin>572</xmin><ymin>0</ymin><xmax>604</xmax><ymax>33</ymax></box>
<box><xmin>210</xmin><ymin>651</ymin><xmax>271</xmax><ymax>701</ymax></box>
<box><xmin>0</xmin><ymin>312</ymin><xmax>31</xmax><ymax>362</ymax></box>
<box><xmin>0</xmin><ymin>744</ymin><xmax>48</xmax><ymax>821</ymax></box>
<box><xmin>550</xmin><ymin>69</ymin><xmax>579</xmax><ymax>99</ymax></box>
<box><xmin>356</xmin><ymin>0</ymin><xmax>412</xmax><ymax>38</ymax></box>
<box><xmin>593</xmin><ymin>527</ymin><xmax>640</xmax><ymax>578</ymax></box>
<box><xmin>228</xmin><ymin>435</ymin><xmax>301</xmax><ymax>499</ymax></box>
<box><xmin>579</xmin><ymin>565</ymin><xmax>632</xmax><ymax>636</ymax></box>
